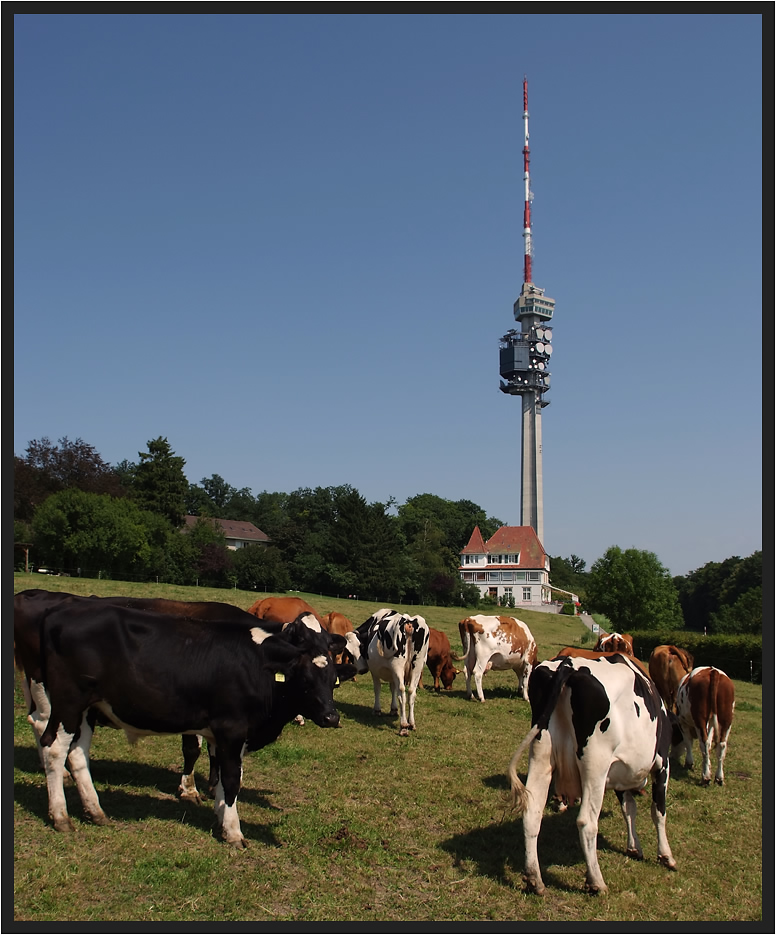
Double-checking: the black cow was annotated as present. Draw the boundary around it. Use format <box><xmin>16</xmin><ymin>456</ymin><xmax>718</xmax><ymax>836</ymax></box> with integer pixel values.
<box><xmin>15</xmin><ymin>590</ymin><xmax>351</xmax><ymax>802</ymax></box>
<box><xmin>35</xmin><ymin>601</ymin><xmax>354</xmax><ymax>847</ymax></box>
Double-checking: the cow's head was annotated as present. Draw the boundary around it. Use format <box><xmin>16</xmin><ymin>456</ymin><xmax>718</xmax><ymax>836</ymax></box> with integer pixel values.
<box><xmin>343</xmin><ymin>631</ymin><xmax>370</xmax><ymax>675</ymax></box>
<box><xmin>440</xmin><ymin>663</ymin><xmax>461</xmax><ymax>690</ymax></box>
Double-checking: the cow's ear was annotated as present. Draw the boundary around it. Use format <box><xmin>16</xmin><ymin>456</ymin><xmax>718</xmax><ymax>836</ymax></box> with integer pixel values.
<box><xmin>328</xmin><ymin>633</ymin><xmax>346</xmax><ymax>653</ymax></box>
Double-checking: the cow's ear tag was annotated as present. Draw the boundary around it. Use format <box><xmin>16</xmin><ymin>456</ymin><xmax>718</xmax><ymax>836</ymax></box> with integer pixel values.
<box><xmin>335</xmin><ymin>677</ymin><xmax>340</xmax><ymax>686</ymax></box>
<box><xmin>275</xmin><ymin>672</ymin><xmax>286</xmax><ymax>683</ymax></box>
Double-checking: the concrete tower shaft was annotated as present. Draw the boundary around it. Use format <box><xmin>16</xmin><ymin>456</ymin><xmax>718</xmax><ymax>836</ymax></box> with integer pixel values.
<box><xmin>498</xmin><ymin>77</ymin><xmax>555</xmax><ymax>547</ymax></box>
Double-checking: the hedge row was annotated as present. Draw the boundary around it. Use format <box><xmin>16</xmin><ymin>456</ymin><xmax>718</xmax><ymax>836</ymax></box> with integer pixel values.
<box><xmin>629</xmin><ymin>630</ymin><xmax>762</xmax><ymax>684</ymax></box>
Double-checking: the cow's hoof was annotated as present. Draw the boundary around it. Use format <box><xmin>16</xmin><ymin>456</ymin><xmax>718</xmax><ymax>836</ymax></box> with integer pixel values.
<box><xmin>714</xmin><ymin>778</ymin><xmax>724</xmax><ymax>786</ymax></box>
<box><xmin>223</xmin><ymin>835</ymin><xmax>248</xmax><ymax>850</ymax></box>
<box><xmin>87</xmin><ymin>812</ymin><xmax>111</xmax><ymax>827</ymax></box>
<box><xmin>658</xmin><ymin>854</ymin><xmax>678</xmax><ymax>872</ymax></box>
<box><xmin>625</xmin><ymin>847</ymin><xmax>644</xmax><ymax>860</ymax></box>
<box><xmin>584</xmin><ymin>879</ymin><xmax>609</xmax><ymax>896</ymax></box>
<box><xmin>178</xmin><ymin>791</ymin><xmax>203</xmax><ymax>806</ymax></box>
<box><xmin>399</xmin><ymin>727</ymin><xmax>410</xmax><ymax>737</ymax></box>
<box><xmin>523</xmin><ymin>876</ymin><xmax>545</xmax><ymax>896</ymax></box>
<box><xmin>52</xmin><ymin>816</ymin><xmax>76</xmax><ymax>833</ymax></box>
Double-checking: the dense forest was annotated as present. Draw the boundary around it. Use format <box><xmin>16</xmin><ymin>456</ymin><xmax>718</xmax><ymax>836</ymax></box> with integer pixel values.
<box><xmin>14</xmin><ymin>436</ymin><xmax>761</xmax><ymax>633</ymax></box>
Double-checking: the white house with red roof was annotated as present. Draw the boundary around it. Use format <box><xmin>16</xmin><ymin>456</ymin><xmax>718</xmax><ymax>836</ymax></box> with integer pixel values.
<box><xmin>459</xmin><ymin>525</ymin><xmax>552</xmax><ymax>608</ymax></box>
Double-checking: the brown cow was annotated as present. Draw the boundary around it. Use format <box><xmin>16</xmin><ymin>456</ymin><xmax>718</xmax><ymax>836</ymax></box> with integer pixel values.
<box><xmin>320</xmin><ymin>612</ymin><xmax>354</xmax><ymax>665</ymax></box>
<box><xmin>554</xmin><ymin>646</ymin><xmax>650</xmax><ymax>677</ymax></box>
<box><xmin>425</xmin><ymin>628</ymin><xmax>461</xmax><ymax>692</ymax></box>
<box><xmin>246</xmin><ymin>596</ymin><xmax>324</xmax><ymax>626</ymax></box>
<box><xmin>593</xmin><ymin>631</ymin><xmax>634</xmax><ymax>655</ymax></box>
<box><xmin>649</xmin><ymin>644</ymin><xmax>695</xmax><ymax>713</ymax></box>
<box><xmin>672</xmin><ymin>666</ymin><xmax>735</xmax><ymax>785</ymax></box>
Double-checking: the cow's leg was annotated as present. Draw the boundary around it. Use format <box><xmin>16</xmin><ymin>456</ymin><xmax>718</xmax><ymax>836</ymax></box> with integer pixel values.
<box><xmin>463</xmin><ymin>648</ymin><xmax>475</xmax><ymax>700</ymax></box>
<box><xmin>370</xmin><ymin>671</ymin><xmax>383</xmax><ymax>715</ymax></box>
<box><xmin>473</xmin><ymin>662</ymin><xmax>487</xmax><ymax>703</ymax></box>
<box><xmin>575</xmin><ymin>773</ymin><xmax>608</xmax><ymax>894</ymax></box>
<box><xmin>516</xmin><ymin>662</ymin><xmax>532</xmax><ymax>702</ymax></box>
<box><xmin>206</xmin><ymin>740</ymin><xmax>220</xmax><ymax>796</ymax></box>
<box><xmin>41</xmin><ymin>721</ymin><xmax>79</xmax><ymax>833</ymax></box>
<box><xmin>27</xmin><ymin>679</ymin><xmax>73</xmax><ymax>782</ymax></box>
<box><xmin>714</xmin><ymin>717</ymin><xmax>733</xmax><ymax>786</ymax></box>
<box><xmin>25</xmin><ymin>678</ymin><xmax>49</xmax><ymax>769</ymax></box>
<box><xmin>615</xmin><ymin>789</ymin><xmax>644</xmax><ymax>859</ymax></box>
<box><xmin>522</xmin><ymin>732</ymin><xmax>553</xmax><ymax>896</ymax></box>
<box><xmin>650</xmin><ymin>758</ymin><xmax>677</xmax><ymax>872</ymax></box>
<box><xmin>65</xmin><ymin>711</ymin><xmax>109</xmax><ymax>826</ymax></box>
<box><xmin>212</xmin><ymin>738</ymin><xmax>247</xmax><ymax>848</ymax></box>
<box><xmin>389</xmin><ymin>675</ymin><xmax>402</xmax><ymax>719</ymax></box>
<box><xmin>402</xmin><ymin>667</ymin><xmax>423</xmax><ymax>735</ymax></box>
<box><xmin>179</xmin><ymin>734</ymin><xmax>203</xmax><ymax>803</ymax></box>
<box><xmin>698</xmin><ymin>721</ymin><xmax>712</xmax><ymax>785</ymax></box>
<box><xmin>680</xmin><ymin>725</ymin><xmax>695</xmax><ymax>770</ymax></box>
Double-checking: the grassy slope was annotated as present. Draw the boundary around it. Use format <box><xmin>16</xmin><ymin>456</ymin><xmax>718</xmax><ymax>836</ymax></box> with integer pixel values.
<box><xmin>13</xmin><ymin>573</ymin><xmax>763</xmax><ymax>923</ymax></box>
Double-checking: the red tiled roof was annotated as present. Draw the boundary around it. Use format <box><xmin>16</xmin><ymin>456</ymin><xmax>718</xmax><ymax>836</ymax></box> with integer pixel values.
<box><xmin>460</xmin><ymin>525</ymin><xmax>546</xmax><ymax>570</ymax></box>
<box><xmin>461</xmin><ymin>526</ymin><xmax>488</xmax><ymax>554</ymax></box>
<box><xmin>183</xmin><ymin>515</ymin><xmax>270</xmax><ymax>543</ymax></box>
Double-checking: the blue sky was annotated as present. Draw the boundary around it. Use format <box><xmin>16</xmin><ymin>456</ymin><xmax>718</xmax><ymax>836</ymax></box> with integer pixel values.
<box><xmin>14</xmin><ymin>13</ymin><xmax>763</xmax><ymax>577</ymax></box>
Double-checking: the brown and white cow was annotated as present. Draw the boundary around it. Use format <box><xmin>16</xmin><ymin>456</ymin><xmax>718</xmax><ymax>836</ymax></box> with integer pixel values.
<box><xmin>424</xmin><ymin>628</ymin><xmax>461</xmax><ymax>692</ymax></box>
<box><xmin>649</xmin><ymin>644</ymin><xmax>695</xmax><ymax>713</ymax></box>
<box><xmin>247</xmin><ymin>596</ymin><xmax>324</xmax><ymax>627</ymax></box>
<box><xmin>458</xmin><ymin>615</ymin><xmax>537</xmax><ymax>703</ymax></box>
<box><xmin>593</xmin><ymin>631</ymin><xmax>634</xmax><ymax>655</ymax></box>
<box><xmin>672</xmin><ymin>666</ymin><xmax>735</xmax><ymax>786</ymax></box>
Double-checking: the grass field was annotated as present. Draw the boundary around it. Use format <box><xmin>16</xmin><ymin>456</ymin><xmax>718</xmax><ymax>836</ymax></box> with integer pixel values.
<box><xmin>13</xmin><ymin>573</ymin><xmax>764</xmax><ymax>922</ymax></box>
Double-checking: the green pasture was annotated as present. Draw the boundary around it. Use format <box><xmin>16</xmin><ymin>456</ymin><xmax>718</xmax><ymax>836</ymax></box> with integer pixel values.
<box><xmin>13</xmin><ymin>574</ymin><xmax>763</xmax><ymax>922</ymax></box>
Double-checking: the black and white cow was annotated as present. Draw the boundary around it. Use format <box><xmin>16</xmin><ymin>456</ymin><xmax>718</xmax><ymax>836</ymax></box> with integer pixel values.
<box><xmin>345</xmin><ymin>608</ymin><xmax>429</xmax><ymax>736</ymax></box>
<box><xmin>14</xmin><ymin>590</ymin><xmax>349</xmax><ymax>802</ymax></box>
<box><xmin>507</xmin><ymin>654</ymin><xmax>677</xmax><ymax>895</ymax></box>
<box><xmin>35</xmin><ymin>600</ymin><xmax>354</xmax><ymax>847</ymax></box>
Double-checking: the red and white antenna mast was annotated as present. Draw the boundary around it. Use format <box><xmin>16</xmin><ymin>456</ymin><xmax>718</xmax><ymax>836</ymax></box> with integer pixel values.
<box><xmin>522</xmin><ymin>76</ymin><xmax>533</xmax><ymax>285</ymax></box>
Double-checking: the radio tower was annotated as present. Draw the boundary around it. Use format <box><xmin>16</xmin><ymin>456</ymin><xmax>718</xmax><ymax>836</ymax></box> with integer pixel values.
<box><xmin>499</xmin><ymin>77</ymin><xmax>555</xmax><ymax>545</ymax></box>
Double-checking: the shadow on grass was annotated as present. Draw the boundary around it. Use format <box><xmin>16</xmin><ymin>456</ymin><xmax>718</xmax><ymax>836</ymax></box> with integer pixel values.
<box><xmin>332</xmin><ymin>698</ymin><xmax>421</xmax><ymax>731</ymax></box>
<box><xmin>15</xmin><ymin>743</ymin><xmax>286</xmax><ymax>847</ymax></box>
<box><xmin>14</xmin><ymin>774</ymin><xmax>284</xmax><ymax>848</ymax></box>
<box><xmin>439</xmin><ymin>783</ymin><xmax>633</xmax><ymax>893</ymax></box>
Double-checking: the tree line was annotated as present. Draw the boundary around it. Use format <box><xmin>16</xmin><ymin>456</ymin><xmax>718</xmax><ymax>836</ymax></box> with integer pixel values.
<box><xmin>13</xmin><ymin>436</ymin><xmax>761</xmax><ymax>633</ymax></box>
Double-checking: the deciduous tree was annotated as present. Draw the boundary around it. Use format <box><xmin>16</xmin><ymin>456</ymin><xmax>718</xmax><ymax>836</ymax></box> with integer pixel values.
<box><xmin>586</xmin><ymin>546</ymin><xmax>683</xmax><ymax>631</ymax></box>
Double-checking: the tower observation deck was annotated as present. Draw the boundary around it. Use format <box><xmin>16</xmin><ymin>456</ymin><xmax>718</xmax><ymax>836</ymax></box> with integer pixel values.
<box><xmin>498</xmin><ymin>78</ymin><xmax>555</xmax><ymax>546</ymax></box>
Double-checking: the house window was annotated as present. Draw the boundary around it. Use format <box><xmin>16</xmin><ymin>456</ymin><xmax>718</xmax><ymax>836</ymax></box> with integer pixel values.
<box><xmin>522</xmin><ymin>587</ymin><xmax>532</xmax><ymax>601</ymax></box>
<box><xmin>500</xmin><ymin>572</ymin><xmax>513</xmax><ymax>582</ymax></box>
<box><xmin>488</xmin><ymin>572</ymin><xmax>500</xmax><ymax>582</ymax></box>
<box><xmin>504</xmin><ymin>587</ymin><xmax>513</xmax><ymax>598</ymax></box>
<box><xmin>528</xmin><ymin>572</ymin><xmax>540</xmax><ymax>581</ymax></box>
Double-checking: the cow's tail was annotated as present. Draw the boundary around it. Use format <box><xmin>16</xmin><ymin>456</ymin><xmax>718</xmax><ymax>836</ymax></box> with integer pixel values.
<box><xmin>707</xmin><ymin>667</ymin><xmax>721</xmax><ymax>744</ymax></box>
<box><xmin>457</xmin><ymin>620</ymin><xmax>471</xmax><ymax>662</ymax></box>
<box><xmin>507</xmin><ymin>725</ymin><xmax>541</xmax><ymax>815</ymax></box>
<box><xmin>507</xmin><ymin>657</ymin><xmax>576</xmax><ymax>815</ymax></box>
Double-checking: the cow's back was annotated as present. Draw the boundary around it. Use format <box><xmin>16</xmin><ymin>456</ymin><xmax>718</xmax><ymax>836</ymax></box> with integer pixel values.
<box><xmin>649</xmin><ymin>645</ymin><xmax>694</xmax><ymax>711</ymax></box>
<box><xmin>247</xmin><ymin>596</ymin><xmax>323</xmax><ymax>626</ymax></box>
